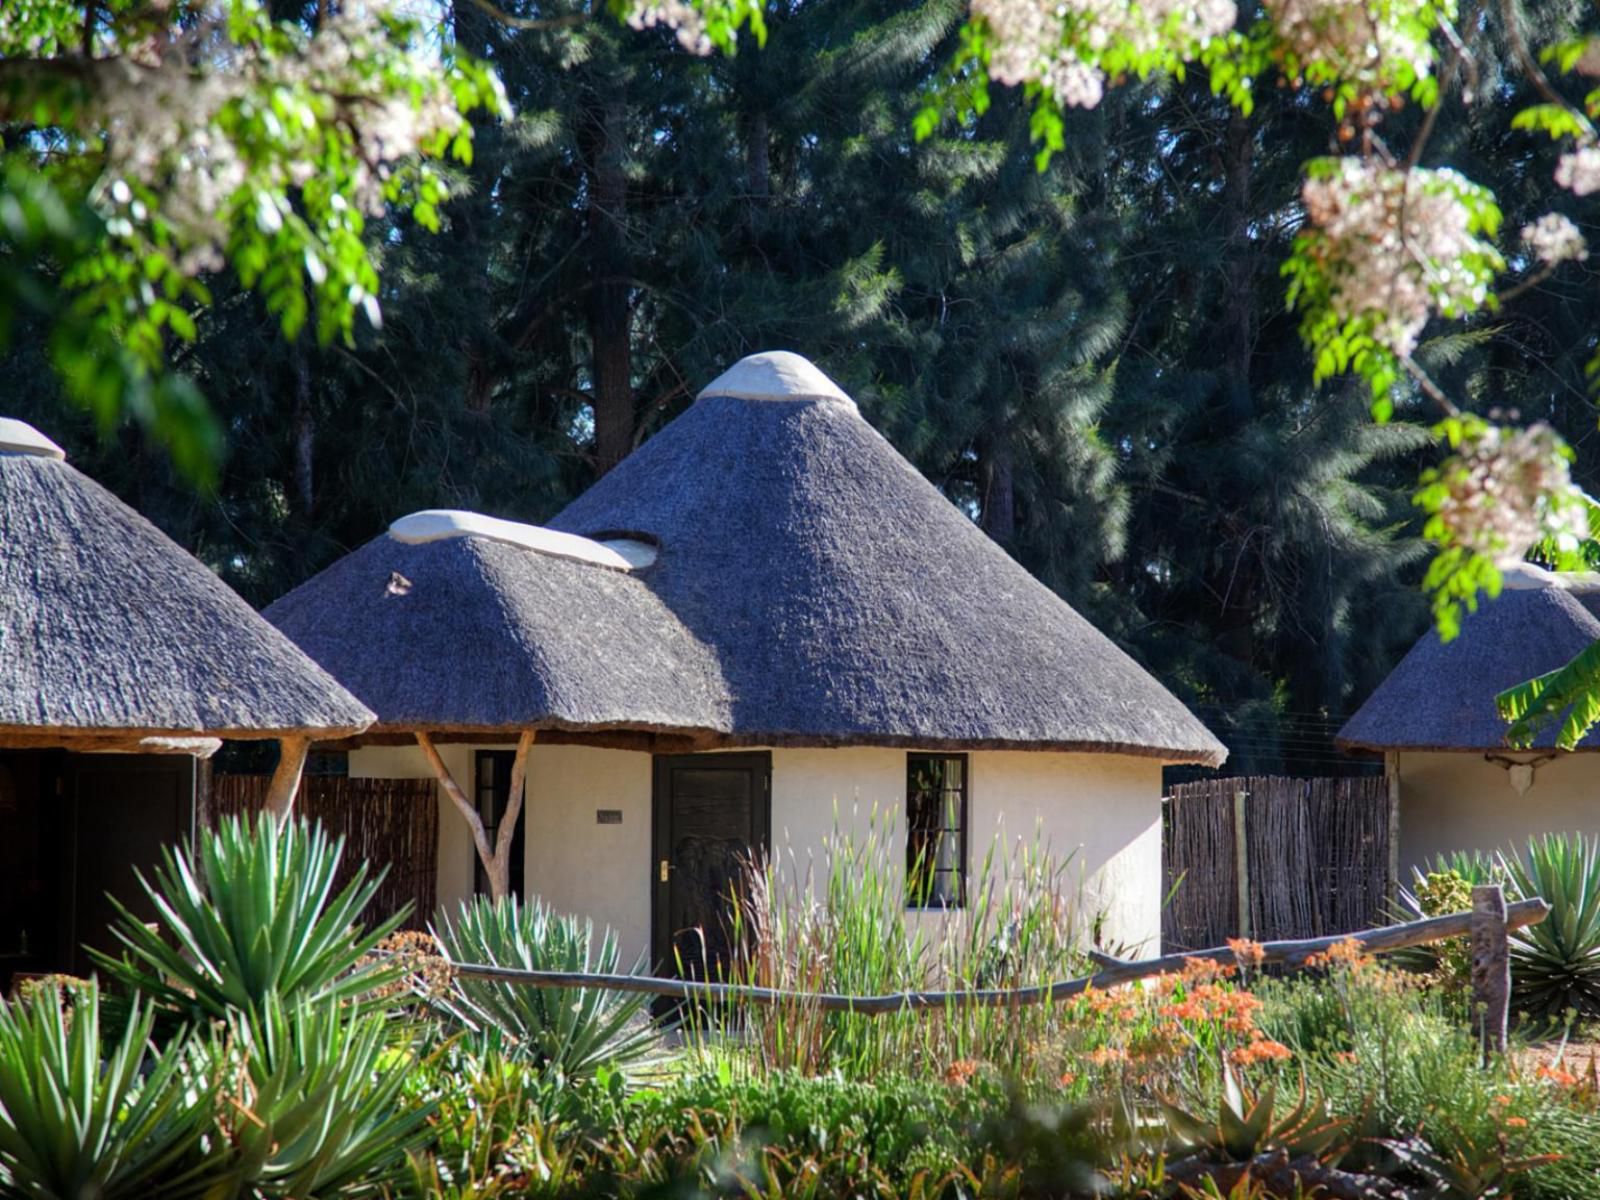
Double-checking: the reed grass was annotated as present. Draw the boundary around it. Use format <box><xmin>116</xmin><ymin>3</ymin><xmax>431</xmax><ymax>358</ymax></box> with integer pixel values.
<box><xmin>683</xmin><ymin>805</ymin><xmax>1100</xmax><ymax>1081</ymax></box>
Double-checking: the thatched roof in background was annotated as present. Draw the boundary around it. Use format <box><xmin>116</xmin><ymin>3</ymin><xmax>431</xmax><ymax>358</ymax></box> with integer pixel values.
<box><xmin>0</xmin><ymin>428</ymin><xmax>374</xmax><ymax>745</ymax></box>
<box><xmin>1337</xmin><ymin>566</ymin><xmax>1600</xmax><ymax>752</ymax></box>
<box><xmin>544</xmin><ymin>352</ymin><xmax>1227</xmax><ymax>765</ymax></box>
<box><xmin>264</xmin><ymin>527</ymin><xmax>730</xmax><ymax>737</ymax></box>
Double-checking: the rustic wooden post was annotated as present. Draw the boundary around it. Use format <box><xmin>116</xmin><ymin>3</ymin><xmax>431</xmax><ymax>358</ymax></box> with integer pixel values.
<box><xmin>264</xmin><ymin>735</ymin><xmax>310</xmax><ymax>825</ymax></box>
<box><xmin>1470</xmin><ymin>883</ymin><xmax>1510</xmax><ymax>1063</ymax></box>
<box><xmin>1233</xmin><ymin>789</ymin><xmax>1251</xmax><ymax>939</ymax></box>
<box><xmin>1384</xmin><ymin>752</ymin><xmax>1401</xmax><ymax>904</ymax></box>
<box><xmin>416</xmin><ymin>730</ymin><xmax>500</xmax><ymax>897</ymax></box>
<box><xmin>491</xmin><ymin>730</ymin><xmax>536</xmax><ymax>901</ymax></box>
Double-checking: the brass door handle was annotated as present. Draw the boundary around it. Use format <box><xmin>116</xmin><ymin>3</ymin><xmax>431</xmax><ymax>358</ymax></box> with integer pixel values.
<box><xmin>659</xmin><ymin>859</ymin><xmax>672</xmax><ymax>883</ymax></box>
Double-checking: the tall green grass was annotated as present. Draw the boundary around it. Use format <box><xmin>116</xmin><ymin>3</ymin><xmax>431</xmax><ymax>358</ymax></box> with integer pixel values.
<box><xmin>687</xmin><ymin>806</ymin><xmax>1097</xmax><ymax>1081</ymax></box>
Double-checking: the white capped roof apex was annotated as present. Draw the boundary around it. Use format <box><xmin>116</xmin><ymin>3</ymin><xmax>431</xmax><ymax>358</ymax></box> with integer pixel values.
<box><xmin>0</xmin><ymin>418</ymin><xmax>66</xmax><ymax>460</ymax></box>
<box><xmin>698</xmin><ymin>351</ymin><xmax>854</xmax><ymax>406</ymax></box>
<box><xmin>388</xmin><ymin>510</ymin><xmax>656</xmax><ymax>571</ymax></box>
<box><xmin>1502</xmin><ymin>561</ymin><xmax>1600</xmax><ymax>593</ymax></box>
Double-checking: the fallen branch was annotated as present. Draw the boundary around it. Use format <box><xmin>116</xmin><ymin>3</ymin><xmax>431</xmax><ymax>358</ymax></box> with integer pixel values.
<box><xmin>447</xmin><ymin>897</ymin><xmax>1551</xmax><ymax>1016</ymax></box>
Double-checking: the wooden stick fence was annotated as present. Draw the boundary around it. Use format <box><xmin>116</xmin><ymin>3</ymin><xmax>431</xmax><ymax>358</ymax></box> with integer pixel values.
<box><xmin>450</xmin><ymin>886</ymin><xmax>1546</xmax><ymax>1047</ymax></box>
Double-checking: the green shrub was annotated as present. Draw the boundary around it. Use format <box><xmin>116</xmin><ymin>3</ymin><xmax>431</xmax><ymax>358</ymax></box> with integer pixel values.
<box><xmin>433</xmin><ymin>894</ymin><xmax>661</xmax><ymax>1078</ymax></box>
<box><xmin>95</xmin><ymin>813</ymin><xmax>404</xmax><ymax>1023</ymax></box>
<box><xmin>1503</xmin><ymin>832</ymin><xmax>1600</xmax><ymax>1023</ymax></box>
<box><xmin>0</xmin><ymin>983</ymin><xmax>220</xmax><ymax>1200</ymax></box>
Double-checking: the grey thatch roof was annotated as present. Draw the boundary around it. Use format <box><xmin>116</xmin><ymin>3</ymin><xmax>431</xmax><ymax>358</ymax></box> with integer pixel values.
<box><xmin>266</xmin><ymin>352</ymin><xmax>1223</xmax><ymax>762</ymax></box>
<box><xmin>263</xmin><ymin>525</ymin><xmax>731</xmax><ymax>737</ymax></box>
<box><xmin>546</xmin><ymin>352</ymin><xmax>1226</xmax><ymax>764</ymax></box>
<box><xmin>1337</xmin><ymin>568</ymin><xmax>1600</xmax><ymax>752</ymax></box>
<box><xmin>0</xmin><ymin>426</ymin><xmax>374</xmax><ymax>743</ymax></box>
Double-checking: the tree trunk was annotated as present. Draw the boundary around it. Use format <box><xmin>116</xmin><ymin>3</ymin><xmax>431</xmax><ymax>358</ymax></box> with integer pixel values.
<box><xmin>417</xmin><ymin>730</ymin><xmax>533</xmax><ymax>901</ymax></box>
<box><xmin>1219</xmin><ymin>110</ymin><xmax>1255</xmax><ymax>421</ymax></box>
<box><xmin>265</xmin><ymin>735</ymin><xmax>310</xmax><ymax>825</ymax></box>
<box><xmin>743</xmin><ymin>109</ymin><xmax>769</xmax><ymax>234</ymax></box>
<box><xmin>980</xmin><ymin>436</ymin><xmax>1017</xmax><ymax>546</ymax></box>
<box><xmin>587</xmin><ymin>95</ymin><xmax>634</xmax><ymax>475</ymax></box>
<box><xmin>292</xmin><ymin>348</ymin><xmax>315</xmax><ymax>515</ymax></box>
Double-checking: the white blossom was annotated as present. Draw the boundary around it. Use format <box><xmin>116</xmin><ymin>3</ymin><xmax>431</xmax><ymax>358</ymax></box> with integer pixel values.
<box><xmin>625</xmin><ymin>0</ymin><xmax>715</xmax><ymax>55</ymax></box>
<box><xmin>1264</xmin><ymin>0</ymin><xmax>1432</xmax><ymax>87</ymax></box>
<box><xmin>1555</xmin><ymin>146</ymin><xmax>1600</xmax><ymax>197</ymax></box>
<box><xmin>971</xmin><ymin>0</ymin><xmax>1237</xmax><ymax>110</ymax></box>
<box><xmin>1521</xmin><ymin>213</ymin><xmax>1588</xmax><ymax>266</ymax></box>
<box><xmin>1432</xmin><ymin>423</ymin><xmax>1588</xmax><ymax>565</ymax></box>
<box><xmin>1300</xmin><ymin>158</ymin><xmax>1495</xmax><ymax>358</ymax></box>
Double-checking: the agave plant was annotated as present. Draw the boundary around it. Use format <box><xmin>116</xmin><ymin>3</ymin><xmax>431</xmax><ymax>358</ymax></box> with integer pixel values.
<box><xmin>0</xmin><ymin>983</ymin><xmax>222</xmax><ymax>1200</ymax></box>
<box><xmin>95</xmin><ymin>813</ymin><xmax>405</xmax><ymax>1022</ymax></box>
<box><xmin>1501</xmin><ymin>832</ymin><xmax>1600</xmax><ymax>1022</ymax></box>
<box><xmin>1161</xmin><ymin>1067</ymin><xmax>1353</xmax><ymax>1165</ymax></box>
<box><xmin>434</xmin><ymin>895</ymin><xmax>661</xmax><ymax>1078</ymax></box>
<box><xmin>208</xmin><ymin>995</ymin><xmax>430</xmax><ymax>1199</ymax></box>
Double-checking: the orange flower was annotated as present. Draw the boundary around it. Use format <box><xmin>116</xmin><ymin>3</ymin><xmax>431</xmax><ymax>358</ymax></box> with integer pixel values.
<box><xmin>1493</xmin><ymin>1094</ymin><xmax>1513</xmax><ymax>1107</ymax></box>
<box><xmin>944</xmin><ymin>1059</ymin><xmax>978</xmax><ymax>1086</ymax></box>
<box><xmin>1227</xmin><ymin>937</ymin><xmax>1267</xmax><ymax>969</ymax></box>
<box><xmin>1333</xmin><ymin>1051</ymin><xmax>1359</xmax><ymax>1065</ymax></box>
<box><xmin>1057</xmin><ymin>1071</ymin><xmax>1077</xmax><ymax>1087</ymax></box>
<box><xmin>1505</xmin><ymin>1116</ymin><xmax>1529</xmax><ymax>1128</ymax></box>
<box><xmin>1087</xmin><ymin>1046</ymin><xmax>1130</xmax><ymax>1066</ymax></box>
<box><xmin>1537</xmin><ymin>1064</ymin><xmax>1581</xmax><ymax>1087</ymax></box>
<box><xmin>1230</xmin><ymin>1039</ymin><xmax>1293</xmax><ymax>1067</ymax></box>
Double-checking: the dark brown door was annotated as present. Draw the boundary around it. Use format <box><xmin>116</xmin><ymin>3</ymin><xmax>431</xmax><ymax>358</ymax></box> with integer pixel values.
<box><xmin>69</xmin><ymin>755</ymin><xmax>194</xmax><ymax>975</ymax></box>
<box><xmin>652</xmin><ymin>752</ymin><xmax>770</xmax><ymax>978</ymax></box>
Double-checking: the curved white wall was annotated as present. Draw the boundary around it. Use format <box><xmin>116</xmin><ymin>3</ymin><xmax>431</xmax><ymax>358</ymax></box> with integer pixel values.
<box><xmin>350</xmin><ymin>743</ymin><xmax>1165</xmax><ymax>961</ymax></box>
<box><xmin>1397</xmin><ymin>750</ymin><xmax>1600</xmax><ymax>873</ymax></box>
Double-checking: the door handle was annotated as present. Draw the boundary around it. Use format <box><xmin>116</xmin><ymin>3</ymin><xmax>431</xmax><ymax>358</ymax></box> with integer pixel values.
<box><xmin>659</xmin><ymin>859</ymin><xmax>672</xmax><ymax>883</ymax></box>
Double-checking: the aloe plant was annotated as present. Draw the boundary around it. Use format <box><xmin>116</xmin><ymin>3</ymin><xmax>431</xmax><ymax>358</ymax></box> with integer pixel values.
<box><xmin>0</xmin><ymin>984</ymin><xmax>222</xmax><ymax>1200</ymax></box>
<box><xmin>207</xmin><ymin>995</ymin><xmax>431</xmax><ymax>1199</ymax></box>
<box><xmin>1501</xmin><ymin>832</ymin><xmax>1600</xmax><ymax>1022</ymax></box>
<box><xmin>433</xmin><ymin>895</ymin><xmax>661</xmax><ymax>1078</ymax></box>
<box><xmin>1161</xmin><ymin>1067</ymin><xmax>1352</xmax><ymax>1165</ymax></box>
<box><xmin>94</xmin><ymin>813</ymin><xmax>405</xmax><ymax>1022</ymax></box>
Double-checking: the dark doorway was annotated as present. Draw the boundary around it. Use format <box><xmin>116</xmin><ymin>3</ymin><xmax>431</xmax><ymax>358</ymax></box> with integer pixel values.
<box><xmin>68</xmin><ymin>755</ymin><xmax>193</xmax><ymax>976</ymax></box>
<box><xmin>651</xmin><ymin>752</ymin><xmax>770</xmax><ymax>979</ymax></box>
<box><xmin>473</xmin><ymin>750</ymin><xmax>524</xmax><ymax>898</ymax></box>
<box><xmin>0</xmin><ymin>750</ymin><xmax>193</xmax><ymax>988</ymax></box>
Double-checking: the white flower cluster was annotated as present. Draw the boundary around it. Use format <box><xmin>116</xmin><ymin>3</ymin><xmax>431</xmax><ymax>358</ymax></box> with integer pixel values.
<box><xmin>1263</xmin><ymin>0</ymin><xmax>1432</xmax><ymax>87</ymax></box>
<box><xmin>625</xmin><ymin>0</ymin><xmax>715</xmax><ymax>55</ymax></box>
<box><xmin>88</xmin><ymin>8</ymin><xmax>470</xmax><ymax>274</ymax></box>
<box><xmin>972</xmin><ymin>0</ymin><xmax>1236</xmax><ymax>110</ymax></box>
<box><xmin>1555</xmin><ymin>146</ymin><xmax>1600</xmax><ymax>197</ymax></box>
<box><xmin>1521</xmin><ymin>213</ymin><xmax>1588</xmax><ymax>266</ymax></box>
<box><xmin>1433</xmin><ymin>423</ymin><xmax>1588</xmax><ymax>565</ymax></box>
<box><xmin>1301</xmin><ymin>158</ymin><xmax>1492</xmax><ymax>357</ymax></box>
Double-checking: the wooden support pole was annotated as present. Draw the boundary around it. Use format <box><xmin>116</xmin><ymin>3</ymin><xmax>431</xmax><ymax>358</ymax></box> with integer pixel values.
<box><xmin>264</xmin><ymin>735</ymin><xmax>310</xmax><ymax>825</ymax></box>
<box><xmin>489</xmin><ymin>730</ymin><xmax>536</xmax><ymax>901</ymax></box>
<box><xmin>416</xmin><ymin>730</ymin><xmax>499</xmax><ymax>899</ymax></box>
<box><xmin>1471</xmin><ymin>883</ymin><xmax>1511</xmax><ymax>1062</ymax></box>
<box><xmin>1233</xmin><ymin>789</ymin><xmax>1251</xmax><ymax>940</ymax></box>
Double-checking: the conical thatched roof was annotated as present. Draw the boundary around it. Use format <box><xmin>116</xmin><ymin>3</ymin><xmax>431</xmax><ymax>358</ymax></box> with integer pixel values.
<box><xmin>267</xmin><ymin>353</ymin><xmax>1223</xmax><ymax>763</ymax></box>
<box><xmin>545</xmin><ymin>351</ymin><xmax>1225</xmax><ymax>764</ymax></box>
<box><xmin>0</xmin><ymin>422</ymin><xmax>374</xmax><ymax>746</ymax></box>
<box><xmin>1337</xmin><ymin>565</ymin><xmax>1600</xmax><ymax>753</ymax></box>
<box><xmin>264</xmin><ymin>516</ymin><xmax>730</xmax><ymax>739</ymax></box>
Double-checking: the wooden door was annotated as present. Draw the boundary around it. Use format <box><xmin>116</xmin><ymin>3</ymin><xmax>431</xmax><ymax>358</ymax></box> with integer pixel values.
<box><xmin>652</xmin><ymin>752</ymin><xmax>770</xmax><ymax>978</ymax></box>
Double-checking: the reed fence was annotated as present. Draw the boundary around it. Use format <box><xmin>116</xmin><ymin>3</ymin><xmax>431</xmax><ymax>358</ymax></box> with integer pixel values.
<box><xmin>206</xmin><ymin>773</ymin><xmax>439</xmax><ymax>930</ymax></box>
<box><xmin>1163</xmin><ymin>775</ymin><xmax>1392</xmax><ymax>952</ymax></box>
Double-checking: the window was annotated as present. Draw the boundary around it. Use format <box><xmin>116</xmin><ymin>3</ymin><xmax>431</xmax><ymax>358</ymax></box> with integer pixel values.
<box><xmin>906</xmin><ymin>754</ymin><xmax>967</xmax><ymax>908</ymax></box>
<box><xmin>474</xmin><ymin>750</ymin><xmax>525</xmax><ymax>898</ymax></box>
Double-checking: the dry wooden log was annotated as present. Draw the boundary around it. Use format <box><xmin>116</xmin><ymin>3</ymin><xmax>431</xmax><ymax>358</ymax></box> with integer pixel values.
<box><xmin>264</xmin><ymin>735</ymin><xmax>310</xmax><ymax>824</ymax></box>
<box><xmin>1470</xmin><ymin>883</ymin><xmax>1511</xmax><ymax>1060</ymax></box>
<box><xmin>449</xmin><ymin>897</ymin><xmax>1551</xmax><ymax>1015</ymax></box>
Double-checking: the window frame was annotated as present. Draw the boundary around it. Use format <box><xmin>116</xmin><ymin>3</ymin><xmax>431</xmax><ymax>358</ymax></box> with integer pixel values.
<box><xmin>903</xmin><ymin>752</ymin><xmax>969</xmax><ymax>910</ymax></box>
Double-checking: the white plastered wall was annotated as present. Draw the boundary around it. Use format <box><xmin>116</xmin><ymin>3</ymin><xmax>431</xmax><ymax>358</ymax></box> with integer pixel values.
<box><xmin>1396</xmin><ymin>750</ymin><xmax>1600</xmax><ymax>873</ymax></box>
<box><xmin>350</xmin><ymin>743</ymin><xmax>1165</xmax><ymax>962</ymax></box>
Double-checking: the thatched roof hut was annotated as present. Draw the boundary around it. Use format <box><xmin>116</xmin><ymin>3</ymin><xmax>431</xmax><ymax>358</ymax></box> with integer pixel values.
<box><xmin>0</xmin><ymin>419</ymin><xmax>374</xmax><ymax>755</ymax></box>
<box><xmin>269</xmin><ymin>352</ymin><xmax>1222</xmax><ymax>766</ymax></box>
<box><xmin>1337</xmin><ymin>565</ymin><xmax>1600</xmax><ymax>753</ymax></box>
<box><xmin>263</xmin><ymin>513</ymin><xmax>729</xmax><ymax>743</ymax></box>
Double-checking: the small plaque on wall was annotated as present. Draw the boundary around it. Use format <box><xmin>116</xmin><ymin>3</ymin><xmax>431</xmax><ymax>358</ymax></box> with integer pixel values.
<box><xmin>596</xmin><ymin>809</ymin><xmax>623</xmax><ymax>824</ymax></box>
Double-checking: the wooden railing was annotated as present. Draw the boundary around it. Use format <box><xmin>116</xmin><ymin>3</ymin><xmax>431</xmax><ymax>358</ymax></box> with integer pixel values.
<box><xmin>449</xmin><ymin>885</ymin><xmax>1544</xmax><ymax>1054</ymax></box>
